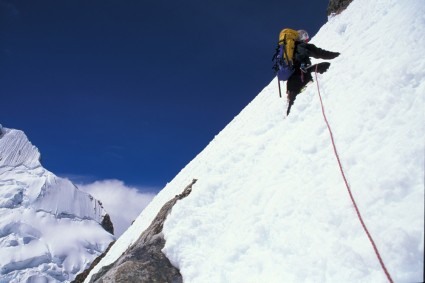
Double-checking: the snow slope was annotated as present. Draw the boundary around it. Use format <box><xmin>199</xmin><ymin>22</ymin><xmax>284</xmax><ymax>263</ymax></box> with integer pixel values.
<box><xmin>0</xmin><ymin>126</ymin><xmax>114</xmax><ymax>282</ymax></box>
<box><xmin>86</xmin><ymin>0</ymin><xmax>424</xmax><ymax>282</ymax></box>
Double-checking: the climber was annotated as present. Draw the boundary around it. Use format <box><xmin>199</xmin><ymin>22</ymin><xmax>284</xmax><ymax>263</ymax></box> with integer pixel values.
<box><xmin>285</xmin><ymin>30</ymin><xmax>340</xmax><ymax>115</ymax></box>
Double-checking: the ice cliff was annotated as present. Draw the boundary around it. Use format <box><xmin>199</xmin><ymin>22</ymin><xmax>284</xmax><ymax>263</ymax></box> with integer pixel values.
<box><xmin>0</xmin><ymin>125</ymin><xmax>114</xmax><ymax>283</ymax></box>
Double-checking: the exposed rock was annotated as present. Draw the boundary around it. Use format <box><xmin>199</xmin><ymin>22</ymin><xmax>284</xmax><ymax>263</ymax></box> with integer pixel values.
<box><xmin>88</xmin><ymin>179</ymin><xmax>198</xmax><ymax>283</ymax></box>
<box><xmin>101</xmin><ymin>214</ymin><xmax>114</xmax><ymax>235</ymax></box>
<box><xmin>327</xmin><ymin>0</ymin><xmax>353</xmax><ymax>15</ymax></box>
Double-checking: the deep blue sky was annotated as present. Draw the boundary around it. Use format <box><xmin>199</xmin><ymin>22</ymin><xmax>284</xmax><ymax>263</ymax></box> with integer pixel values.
<box><xmin>1</xmin><ymin>0</ymin><xmax>328</xmax><ymax>191</ymax></box>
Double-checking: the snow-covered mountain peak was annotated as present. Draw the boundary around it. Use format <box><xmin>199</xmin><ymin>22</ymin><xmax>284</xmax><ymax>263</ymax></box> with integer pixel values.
<box><xmin>0</xmin><ymin>125</ymin><xmax>114</xmax><ymax>283</ymax></box>
<box><xmin>0</xmin><ymin>126</ymin><xmax>41</xmax><ymax>170</ymax></box>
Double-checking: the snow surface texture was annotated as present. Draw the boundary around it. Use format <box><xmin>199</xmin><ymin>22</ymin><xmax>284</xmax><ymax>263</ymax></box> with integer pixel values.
<box><xmin>0</xmin><ymin>127</ymin><xmax>114</xmax><ymax>282</ymax></box>
<box><xmin>86</xmin><ymin>0</ymin><xmax>424</xmax><ymax>282</ymax></box>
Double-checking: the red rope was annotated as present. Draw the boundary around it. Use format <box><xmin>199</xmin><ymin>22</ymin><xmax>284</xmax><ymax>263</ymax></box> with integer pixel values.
<box><xmin>313</xmin><ymin>67</ymin><xmax>394</xmax><ymax>283</ymax></box>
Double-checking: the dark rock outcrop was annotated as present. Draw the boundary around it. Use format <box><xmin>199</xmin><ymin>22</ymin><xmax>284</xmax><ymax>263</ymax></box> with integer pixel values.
<box><xmin>327</xmin><ymin>0</ymin><xmax>353</xmax><ymax>15</ymax></box>
<box><xmin>87</xmin><ymin>179</ymin><xmax>198</xmax><ymax>283</ymax></box>
<box><xmin>101</xmin><ymin>214</ymin><xmax>114</xmax><ymax>235</ymax></box>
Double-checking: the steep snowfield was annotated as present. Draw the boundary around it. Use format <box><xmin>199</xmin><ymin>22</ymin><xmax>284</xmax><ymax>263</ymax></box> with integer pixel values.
<box><xmin>86</xmin><ymin>0</ymin><xmax>424</xmax><ymax>282</ymax></box>
<box><xmin>0</xmin><ymin>127</ymin><xmax>114</xmax><ymax>282</ymax></box>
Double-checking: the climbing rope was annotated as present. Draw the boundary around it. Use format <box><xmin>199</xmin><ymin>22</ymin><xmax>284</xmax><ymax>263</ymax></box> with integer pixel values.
<box><xmin>313</xmin><ymin>66</ymin><xmax>394</xmax><ymax>283</ymax></box>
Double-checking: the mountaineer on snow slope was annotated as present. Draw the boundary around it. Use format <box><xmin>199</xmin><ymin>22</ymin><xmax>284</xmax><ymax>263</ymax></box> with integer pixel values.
<box><xmin>273</xmin><ymin>28</ymin><xmax>340</xmax><ymax>115</ymax></box>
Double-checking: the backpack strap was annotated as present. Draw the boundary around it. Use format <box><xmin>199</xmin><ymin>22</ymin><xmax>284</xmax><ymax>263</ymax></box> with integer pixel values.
<box><xmin>281</xmin><ymin>34</ymin><xmax>294</xmax><ymax>68</ymax></box>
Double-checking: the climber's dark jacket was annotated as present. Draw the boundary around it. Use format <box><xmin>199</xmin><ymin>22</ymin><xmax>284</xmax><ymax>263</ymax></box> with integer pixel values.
<box><xmin>286</xmin><ymin>42</ymin><xmax>340</xmax><ymax>115</ymax></box>
<box><xmin>293</xmin><ymin>42</ymin><xmax>340</xmax><ymax>69</ymax></box>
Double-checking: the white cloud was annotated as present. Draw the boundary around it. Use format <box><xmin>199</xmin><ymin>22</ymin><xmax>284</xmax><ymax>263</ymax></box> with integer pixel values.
<box><xmin>78</xmin><ymin>180</ymin><xmax>156</xmax><ymax>237</ymax></box>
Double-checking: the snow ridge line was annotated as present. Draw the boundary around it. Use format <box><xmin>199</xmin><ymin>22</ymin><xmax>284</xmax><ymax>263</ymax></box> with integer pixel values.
<box><xmin>313</xmin><ymin>69</ymin><xmax>394</xmax><ymax>283</ymax></box>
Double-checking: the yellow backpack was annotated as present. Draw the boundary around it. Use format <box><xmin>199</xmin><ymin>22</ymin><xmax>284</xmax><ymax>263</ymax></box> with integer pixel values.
<box><xmin>278</xmin><ymin>28</ymin><xmax>299</xmax><ymax>66</ymax></box>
